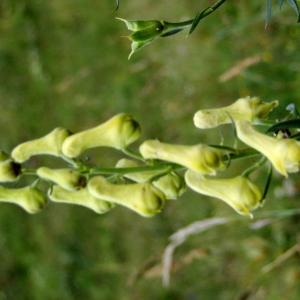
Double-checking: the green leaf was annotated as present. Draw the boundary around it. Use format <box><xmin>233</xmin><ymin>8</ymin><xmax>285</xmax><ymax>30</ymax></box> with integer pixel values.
<box><xmin>287</xmin><ymin>0</ymin><xmax>300</xmax><ymax>22</ymax></box>
<box><xmin>115</xmin><ymin>0</ymin><xmax>120</xmax><ymax>11</ymax></box>
<box><xmin>266</xmin><ymin>119</ymin><xmax>300</xmax><ymax>133</ymax></box>
<box><xmin>265</xmin><ymin>0</ymin><xmax>273</xmax><ymax>28</ymax></box>
<box><xmin>277</xmin><ymin>0</ymin><xmax>285</xmax><ymax>8</ymax></box>
<box><xmin>261</xmin><ymin>164</ymin><xmax>272</xmax><ymax>202</ymax></box>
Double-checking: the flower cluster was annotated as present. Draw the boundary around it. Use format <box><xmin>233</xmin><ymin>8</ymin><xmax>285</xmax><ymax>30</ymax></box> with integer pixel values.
<box><xmin>0</xmin><ymin>97</ymin><xmax>297</xmax><ymax>218</ymax></box>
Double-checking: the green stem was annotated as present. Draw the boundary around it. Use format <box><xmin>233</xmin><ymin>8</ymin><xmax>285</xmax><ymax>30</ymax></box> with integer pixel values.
<box><xmin>163</xmin><ymin>0</ymin><xmax>227</xmax><ymax>30</ymax></box>
<box><xmin>22</xmin><ymin>168</ymin><xmax>37</xmax><ymax>176</ymax></box>
<box><xmin>89</xmin><ymin>163</ymin><xmax>178</xmax><ymax>176</ymax></box>
<box><xmin>122</xmin><ymin>148</ymin><xmax>144</xmax><ymax>162</ymax></box>
<box><xmin>242</xmin><ymin>157</ymin><xmax>267</xmax><ymax>177</ymax></box>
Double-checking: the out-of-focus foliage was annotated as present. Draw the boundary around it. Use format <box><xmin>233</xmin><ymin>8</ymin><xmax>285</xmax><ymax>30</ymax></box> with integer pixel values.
<box><xmin>0</xmin><ymin>0</ymin><xmax>300</xmax><ymax>299</ymax></box>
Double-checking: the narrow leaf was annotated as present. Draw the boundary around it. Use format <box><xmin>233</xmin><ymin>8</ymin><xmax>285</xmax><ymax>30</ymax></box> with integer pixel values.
<box><xmin>261</xmin><ymin>164</ymin><xmax>272</xmax><ymax>202</ymax></box>
<box><xmin>287</xmin><ymin>0</ymin><xmax>300</xmax><ymax>22</ymax></box>
<box><xmin>265</xmin><ymin>0</ymin><xmax>273</xmax><ymax>28</ymax></box>
<box><xmin>266</xmin><ymin>119</ymin><xmax>300</xmax><ymax>133</ymax></box>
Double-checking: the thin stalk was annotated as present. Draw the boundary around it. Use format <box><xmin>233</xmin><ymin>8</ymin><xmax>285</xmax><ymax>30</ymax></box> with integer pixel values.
<box><xmin>242</xmin><ymin>157</ymin><xmax>267</xmax><ymax>177</ymax></box>
<box><xmin>122</xmin><ymin>148</ymin><xmax>145</xmax><ymax>162</ymax></box>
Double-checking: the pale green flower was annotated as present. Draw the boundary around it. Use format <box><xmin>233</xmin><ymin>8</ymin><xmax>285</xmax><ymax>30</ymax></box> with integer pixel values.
<box><xmin>116</xmin><ymin>158</ymin><xmax>186</xmax><ymax>200</ymax></box>
<box><xmin>236</xmin><ymin>120</ymin><xmax>300</xmax><ymax>177</ymax></box>
<box><xmin>88</xmin><ymin>176</ymin><xmax>165</xmax><ymax>217</ymax></box>
<box><xmin>193</xmin><ymin>97</ymin><xmax>278</xmax><ymax>129</ymax></box>
<box><xmin>48</xmin><ymin>186</ymin><xmax>114</xmax><ymax>214</ymax></box>
<box><xmin>0</xmin><ymin>186</ymin><xmax>47</xmax><ymax>214</ymax></box>
<box><xmin>139</xmin><ymin>140</ymin><xmax>225</xmax><ymax>175</ymax></box>
<box><xmin>11</xmin><ymin>127</ymin><xmax>70</xmax><ymax>163</ymax></box>
<box><xmin>62</xmin><ymin>113</ymin><xmax>141</xmax><ymax>158</ymax></box>
<box><xmin>185</xmin><ymin>170</ymin><xmax>262</xmax><ymax>217</ymax></box>
<box><xmin>37</xmin><ymin>167</ymin><xmax>86</xmax><ymax>191</ymax></box>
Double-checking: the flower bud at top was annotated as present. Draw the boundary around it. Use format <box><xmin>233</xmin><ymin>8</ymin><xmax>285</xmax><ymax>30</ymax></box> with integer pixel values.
<box><xmin>48</xmin><ymin>186</ymin><xmax>114</xmax><ymax>214</ymax></box>
<box><xmin>185</xmin><ymin>170</ymin><xmax>262</xmax><ymax>217</ymax></box>
<box><xmin>11</xmin><ymin>128</ymin><xmax>70</xmax><ymax>163</ymax></box>
<box><xmin>0</xmin><ymin>186</ymin><xmax>47</xmax><ymax>213</ymax></box>
<box><xmin>116</xmin><ymin>158</ymin><xmax>185</xmax><ymax>200</ymax></box>
<box><xmin>37</xmin><ymin>167</ymin><xmax>86</xmax><ymax>191</ymax></box>
<box><xmin>193</xmin><ymin>97</ymin><xmax>278</xmax><ymax>129</ymax></box>
<box><xmin>62</xmin><ymin>113</ymin><xmax>141</xmax><ymax>158</ymax></box>
<box><xmin>0</xmin><ymin>159</ymin><xmax>21</xmax><ymax>182</ymax></box>
<box><xmin>88</xmin><ymin>176</ymin><xmax>165</xmax><ymax>217</ymax></box>
<box><xmin>139</xmin><ymin>140</ymin><xmax>225</xmax><ymax>175</ymax></box>
<box><xmin>117</xmin><ymin>18</ymin><xmax>165</xmax><ymax>59</ymax></box>
<box><xmin>236</xmin><ymin>121</ymin><xmax>300</xmax><ymax>177</ymax></box>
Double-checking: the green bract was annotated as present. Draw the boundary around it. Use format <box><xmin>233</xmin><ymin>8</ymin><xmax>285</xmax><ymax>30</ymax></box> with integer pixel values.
<box><xmin>0</xmin><ymin>186</ymin><xmax>47</xmax><ymax>213</ymax></box>
<box><xmin>62</xmin><ymin>113</ymin><xmax>141</xmax><ymax>158</ymax></box>
<box><xmin>48</xmin><ymin>186</ymin><xmax>114</xmax><ymax>214</ymax></box>
<box><xmin>88</xmin><ymin>176</ymin><xmax>165</xmax><ymax>217</ymax></box>
<box><xmin>140</xmin><ymin>140</ymin><xmax>226</xmax><ymax>175</ymax></box>
<box><xmin>11</xmin><ymin>127</ymin><xmax>70</xmax><ymax>163</ymax></box>
<box><xmin>185</xmin><ymin>170</ymin><xmax>262</xmax><ymax>217</ymax></box>
<box><xmin>193</xmin><ymin>97</ymin><xmax>278</xmax><ymax>129</ymax></box>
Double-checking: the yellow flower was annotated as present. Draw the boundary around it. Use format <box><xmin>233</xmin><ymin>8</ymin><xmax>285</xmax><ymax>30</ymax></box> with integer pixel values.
<box><xmin>193</xmin><ymin>97</ymin><xmax>278</xmax><ymax>129</ymax></box>
<box><xmin>185</xmin><ymin>170</ymin><xmax>262</xmax><ymax>217</ymax></box>
<box><xmin>0</xmin><ymin>186</ymin><xmax>47</xmax><ymax>214</ymax></box>
<box><xmin>37</xmin><ymin>167</ymin><xmax>86</xmax><ymax>191</ymax></box>
<box><xmin>139</xmin><ymin>140</ymin><xmax>225</xmax><ymax>175</ymax></box>
<box><xmin>236</xmin><ymin>120</ymin><xmax>300</xmax><ymax>177</ymax></box>
<box><xmin>62</xmin><ymin>113</ymin><xmax>141</xmax><ymax>158</ymax></box>
<box><xmin>11</xmin><ymin>127</ymin><xmax>70</xmax><ymax>163</ymax></box>
<box><xmin>116</xmin><ymin>158</ymin><xmax>186</xmax><ymax>200</ymax></box>
<box><xmin>48</xmin><ymin>186</ymin><xmax>114</xmax><ymax>214</ymax></box>
<box><xmin>88</xmin><ymin>176</ymin><xmax>165</xmax><ymax>217</ymax></box>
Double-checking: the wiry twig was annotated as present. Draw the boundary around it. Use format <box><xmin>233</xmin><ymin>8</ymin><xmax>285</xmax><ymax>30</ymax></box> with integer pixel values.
<box><xmin>162</xmin><ymin>217</ymin><xmax>230</xmax><ymax>286</ymax></box>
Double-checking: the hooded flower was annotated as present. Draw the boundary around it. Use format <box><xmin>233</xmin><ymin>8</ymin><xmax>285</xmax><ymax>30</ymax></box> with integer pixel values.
<box><xmin>48</xmin><ymin>186</ymin><xmax>114</xmax><ymax>214</ymax></box>
<box><xmin>0</xmin><ymin>186</ymin><xmax>47</xmax><ymax>214</ymax></box>
<box><xmin>0</xmin><ymin>151</ymin><xmax>21</xmax><ymax>182</ymax></box>
<box><xmin>117</xmin><ymin>18</ymin><xmax>165</xmax><ymax>59</ymax></box>
<box><xmin>193</xmin><ymin>97</ymin><xmax>278</xmax><ymax>129</ymax></box>
<box><xmin>62</xmin><ymin>113</ymin><xmax>141</xmax><ymax>158</ymax></box>
<box><xmin>37</xmin><ymin>167</ymin><xmax>86</xmax><ymax>191</ymax></box>
<box><xmin>116</xmin><ymin>158</ymin><xmax>186</xmax><ymax>200</ymax></box>
<box><xmin>139</xmin><ymin>140</ymin><xmax>226</xmax><ymax>175</ymax></box>
<box><xmin>11</xmin><ymin>127</ymin><xmax>70</xmax><ymax>163</ymax></box>
<box><xmin>236</xmin><ymin>120</ymin><xmax>300</xmax><ymax>177</ymax></box>
<box><xmin>185</xmin><ymin>170</ymin><xmax>262</xmax><ymax>217</ymax></box>
<box><xmin>88</xmin><ymin>176</ymin><xmax>165</xmax><ymax>217</ymax></box>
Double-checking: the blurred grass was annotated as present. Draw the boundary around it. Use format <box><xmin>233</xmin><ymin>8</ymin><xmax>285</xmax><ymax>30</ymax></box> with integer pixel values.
<box><xmin>1</xmin><ymin>0</ymin><xmax>300</xmax><ymax>299</ymax></box>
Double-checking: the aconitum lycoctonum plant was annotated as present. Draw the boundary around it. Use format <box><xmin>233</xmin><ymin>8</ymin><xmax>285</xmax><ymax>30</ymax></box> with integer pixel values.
<box><xmin>2</xmin><ymin>96</ymin><xmax>300</xmax><ymax>218</ymax></box>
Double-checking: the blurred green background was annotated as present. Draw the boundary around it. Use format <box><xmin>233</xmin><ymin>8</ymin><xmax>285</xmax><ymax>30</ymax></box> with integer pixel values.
<box><xmin>1</xmin><ymin>0</ymin><xmax>300</xmax><ymax>299</ymax></box>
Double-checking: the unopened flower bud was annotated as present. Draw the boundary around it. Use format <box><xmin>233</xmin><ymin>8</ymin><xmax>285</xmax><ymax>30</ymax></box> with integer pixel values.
<box><xmin>116</xmin><ymin>158</ymin><xmax>185</xmax><ymax>199</ymax></box>
<box><xmin>117</xmin><ymin>18</ymin><xmax>165</xmax><ymax>59</ymax></box>
<box><xmin>139</xmin><ymin>140</ymin><xmax>225</xmax><ymax>175</ymax></box>
<box><xmin>62</xmin><ymin>114</ymin><xmax>141</xmax><ymax>158</ymax></box>
<box><xmin>37</xmin><ymin>167</ymin><xmax>86</xmax><ymax>191</ymax></box>
<box><xmin>236</xmin><ymin>121</ymin><xmax>300</xmax><ymax>177</ymax></box>
<box><xmin>194</xmin><ymin>97</ymin><xmax>278</xmax><ymax>129</ymax></box>
<box><xmin>185</xmin><ymin>170</ymin><xmax>262</xmax><ymax>217</ymax></box>
<box><xmin>88</xmin><ymin>176</ymin><xmax>165</xmax><ymax>217</ymax></box>
<box><xmin>11</xmin><ymin>128</ymin><xmax>70</xmax><ymax>163</ymax></box>
<box><xmin>0</xmin><ymin>186</ymin><xmax>47</xmax><ymax>213</ymax></box>
<box><xmin>48</xmin><ymin>186</ymin><xmax>114</xmax><ymax>214</ymax></box>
